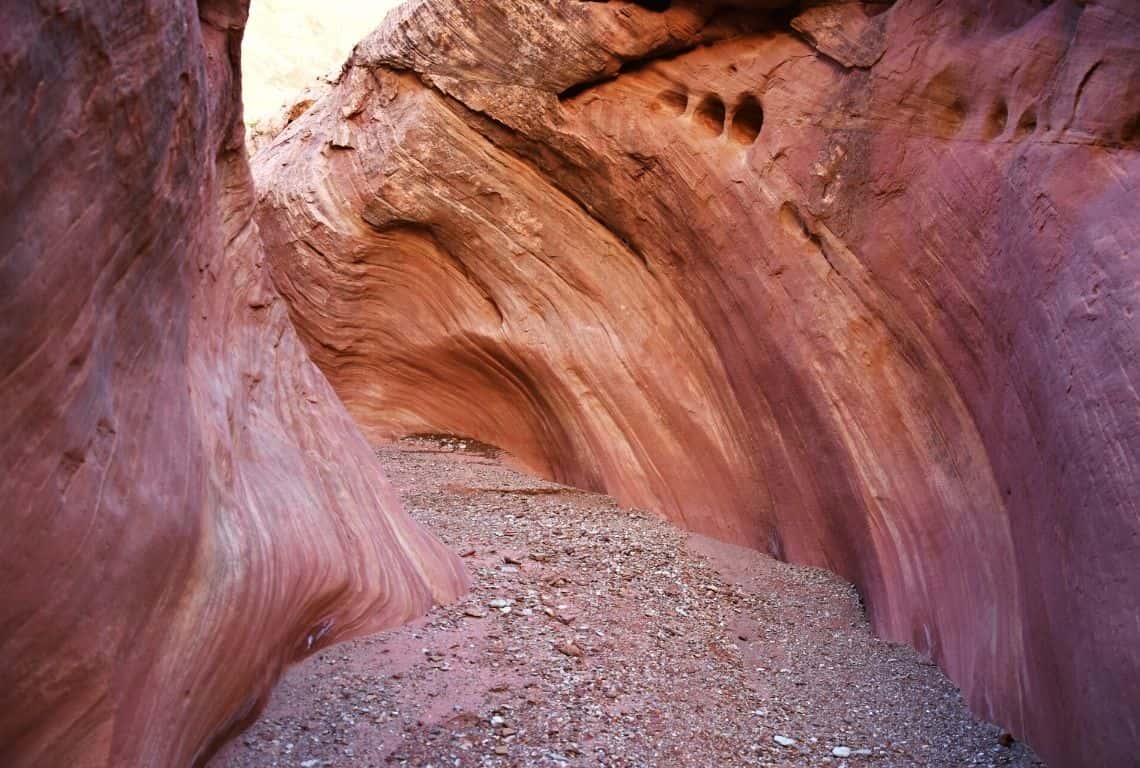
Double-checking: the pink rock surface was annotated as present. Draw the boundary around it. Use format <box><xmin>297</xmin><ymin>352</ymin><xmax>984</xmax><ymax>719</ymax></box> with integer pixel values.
<box><xmin>254</xmin><ymin>1</ymin><xmax>1140</xmax><ymax>766</ymax></box>
<box><xmin>0</xmin><ymin>2</ymin><xmax>466</xmax><ymax>766</ymax></box>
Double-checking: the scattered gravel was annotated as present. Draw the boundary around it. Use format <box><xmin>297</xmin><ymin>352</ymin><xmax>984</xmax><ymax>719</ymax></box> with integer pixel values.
<box><xmin>210</xmin><ymin>437</ymin><xmax>1045</xmax><ymax>768</ymax></box>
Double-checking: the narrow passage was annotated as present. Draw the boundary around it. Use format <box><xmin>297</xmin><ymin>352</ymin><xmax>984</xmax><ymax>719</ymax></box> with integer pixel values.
<box><xmin>212</xmin><ymin>437</ymin><xmax>1043</xmax><ymax>768</ymax></box>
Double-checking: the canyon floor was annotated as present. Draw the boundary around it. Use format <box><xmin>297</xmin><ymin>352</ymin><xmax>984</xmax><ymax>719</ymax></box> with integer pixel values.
<box><xmin>211</xmin><ymin>438</ymin><xmax>1044</xmax><ymax>768</ymax></box>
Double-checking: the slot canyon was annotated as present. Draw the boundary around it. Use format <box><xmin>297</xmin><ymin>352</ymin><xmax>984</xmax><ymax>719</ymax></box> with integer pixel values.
<box><xmin>0</xmin><ymin>1</ymin><xmax>1136</xmax><ymax>767</ymax></box>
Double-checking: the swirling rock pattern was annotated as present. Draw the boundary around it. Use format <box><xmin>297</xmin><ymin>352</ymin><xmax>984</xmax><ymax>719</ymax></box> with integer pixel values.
<box><xmin>255</xmin><ymin>1</ymin><xmax>1140</xmax><ymax>766</ymax></box>
<box><xmin>0</xmin><ymin>2</ymin><xmax>466</xmax><ymax>766</ymax></box>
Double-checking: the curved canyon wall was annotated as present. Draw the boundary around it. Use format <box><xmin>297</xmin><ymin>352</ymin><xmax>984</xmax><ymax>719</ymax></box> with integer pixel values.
<box><xmin>0</xmin><ymin>2</ymin><xmax>465</xmax><ymax>766</ymax></box>
<box><xmin>254</xmin><ymin>0</ymin><xmax>1140</xmax><ymax>766</ymax></box>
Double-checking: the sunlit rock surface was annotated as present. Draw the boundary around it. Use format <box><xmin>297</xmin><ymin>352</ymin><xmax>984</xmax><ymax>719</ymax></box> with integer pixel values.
<box><xmin>0</xmin><ymin>2</ymin><xmax>466</xmax><ymax>766</ymax></box>
<box><xmin>243</xmin><ymin>0</ymin><xmax>400</xmax><ymax>126</ymax></box>
<box><xmin>254</xmin><ymin>1</ymin><xmax>1140</xmax><ymax>766</ymax></box>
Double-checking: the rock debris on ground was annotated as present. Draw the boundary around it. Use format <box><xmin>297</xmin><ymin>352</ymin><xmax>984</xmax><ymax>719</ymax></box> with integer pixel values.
<box><xmin>211</xmin><ymin>437</ymin><xmax>1044</xmax><ymax>768</ymax></box>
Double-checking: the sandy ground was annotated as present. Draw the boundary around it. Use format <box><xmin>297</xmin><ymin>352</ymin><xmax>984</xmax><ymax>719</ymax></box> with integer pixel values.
<box><xmin>210</xmin><ymin>437</ymin><xmax>1044</xmax><ymax>768</ymax></box>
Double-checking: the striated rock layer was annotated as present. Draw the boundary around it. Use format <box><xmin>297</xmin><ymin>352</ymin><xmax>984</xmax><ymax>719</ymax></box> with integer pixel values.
<box><xmin>255</xmin><ymin>1</ymin><xmax>1140</xmax><ymax>766</ymax></box>
<box><xmin>0</xmin><ymin>2</ymin><xmax>466</xmax><ymax>766</ymax></box>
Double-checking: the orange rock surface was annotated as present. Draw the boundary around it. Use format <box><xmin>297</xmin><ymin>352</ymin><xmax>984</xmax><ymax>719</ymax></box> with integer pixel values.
<box><xmin>0</xmin><ymin>2</ymin><xmax>465</xmax><ymax>766</ymax></box>
<box><xmin>254</xmin><ymin>2</ymin><xmax>1140</xmax><ymax>766</ymax></box>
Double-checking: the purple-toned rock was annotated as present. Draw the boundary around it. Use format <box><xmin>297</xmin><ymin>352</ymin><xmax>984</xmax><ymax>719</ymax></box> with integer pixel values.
<box><xmin>0</xmin><ymin>2</ymin><xmax>466</xmax><ymax>765</ymax></box>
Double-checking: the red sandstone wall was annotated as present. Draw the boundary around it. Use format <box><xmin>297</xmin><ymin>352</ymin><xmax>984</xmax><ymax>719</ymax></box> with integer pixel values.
<box><xmin>0</xmin><ymin>2</ymin><xmax>465</xmax><ymax>765</ymax></box>
<box><xmin>254</xmin><ymin>1</ymin><xmax>1139</xmax><ymax>766</ymax></box>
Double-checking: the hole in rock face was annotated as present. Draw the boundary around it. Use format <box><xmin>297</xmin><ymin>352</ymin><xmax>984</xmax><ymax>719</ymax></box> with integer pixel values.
<box><xmin>1122</xmin><ymin>112</ymin><xmax>1140</xmax><ymax>145</ymax></box>
<box><xmin>1015</xmin><ymin>106</ymin><xmax>1038</xmax><ymax>139</ymax></box>
<box><xmin>945</xmin><ymin>98</ymin><xmax>968</xmax><ymax>136</ymax></box>
<box><xmin>984</xmin><ymin>99</ymin><xmax>1008</xmax><ymax>139</ymax></box>
<box><xmin>694</xmin><ymin>93</ymin><xmax>726</xmax><ymax>137</ymax></box>
<box><xmin>729</xmin><ymin>94</ymin><xmax>764</xmax><ymax>144</ymax></box>
<box><xmin>959</xmin><ymin>9</ymin><xmax>981</xmax><ymax>36</ymax></box>
<box><xmin>653</xmin><ymin>87</ymin><xmax>688</xmax><ymax>116</ymax></box>
<box><xmin>919</xmin><ymin>68</ymin><xmax>967</xmax><ymax>138</ymax></box>
<box><xmin>631</xmin><ymin>0</ymin><xmax>672</xmax><ymax>10</ymax></box>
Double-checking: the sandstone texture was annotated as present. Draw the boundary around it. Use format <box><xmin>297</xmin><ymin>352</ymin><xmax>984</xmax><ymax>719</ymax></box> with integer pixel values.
<box><xmin>254</xmin><ymin>1</ymin><xmax>1140</xmax><ymax>766</ymax></box>
<box><xmin>0</xmin><ymin>2</ymin><xmax>465</xmax><ymax>766</ymax></box>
